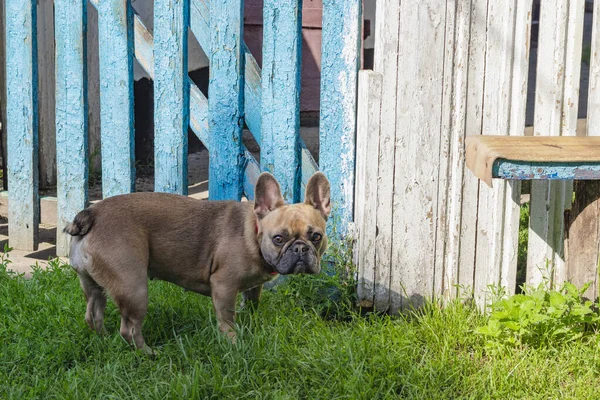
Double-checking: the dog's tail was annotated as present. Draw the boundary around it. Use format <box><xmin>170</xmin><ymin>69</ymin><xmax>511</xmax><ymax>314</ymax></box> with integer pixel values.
<box><xmin>64</xmin><ymin>208</ymin><xmax>95</xmax><ymax>237</ymax></box>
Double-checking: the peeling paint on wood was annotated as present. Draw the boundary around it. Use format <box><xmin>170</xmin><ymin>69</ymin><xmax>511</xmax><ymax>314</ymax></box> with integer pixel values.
<box><xmin>189</xmin><ymin>0</ymin><xmax>317</xmax><ymax>194</ymax></box>
<box><xmin>208</xmin><ymin>0</ymin><xmax>245</xmax><ymax>201</ymax></box>
<box><xmin>260</xmin><ymin>0</ymin><xmax>302</xmax><ymax>203</ymax></box>
<box><xmin>154</xmin><ymin>0</ymin><xmax>189</xmax><ymax>195</ymax></box>
<box><xmin>55</xmin><ymin>0</ymin><xmax>88</xmax><ymax>257</ymax></box>
<box><xmin>97</xmin><ymin>0</ymin><xmax>135</xmax><ymax>198</ymax></box>
<box><xmin>493</xmin><ymin>160</ymin><xmax>600</xmax><ymax>181</ymax></box>
<box><xmin>5</xmin><ymin>0</ymin><xmax>39</xmax><ymax>251</ymax></box>
<box><xmin>319</xmin><ymin>0</ymin><xmax>361</xmax><ymax>237</ymax></box>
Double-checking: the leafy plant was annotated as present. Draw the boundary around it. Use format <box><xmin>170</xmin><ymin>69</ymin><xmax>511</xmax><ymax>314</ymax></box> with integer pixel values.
<box><xmin>476</xmin><ymin>280</ymin><xmax>600</xmax><ymax>350</ymax></box>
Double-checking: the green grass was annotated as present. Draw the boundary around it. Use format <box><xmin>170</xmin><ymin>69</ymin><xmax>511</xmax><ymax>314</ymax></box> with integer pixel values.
<box><xmin>1</xmin><ymin>256</ymin><xmax>600</xmax><ymax>399</ymax></box>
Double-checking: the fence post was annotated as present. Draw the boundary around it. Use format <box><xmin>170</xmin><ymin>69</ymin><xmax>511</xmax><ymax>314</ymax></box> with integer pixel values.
<box><xmin>154</xmin><ymin>0</ymin><xmax>190</xmax><ymax>195</ymax></box>
<box><xmin>260</xmin><ymin>0</ymin><xmax>302</xmax><ymax>203</ymax></box>
<box><xmin>55</xmin><ymin>0</ymin><xmax>88</xmax><ymax>256</ymax></box>
<box><xmin>208</xmin><ymin>0</ymin><xmax>245</xmax><ymax>201</ymax></box>
<box><xmin>5</xmin><ymin>0</ymin><xmax>39</xmax><ymax>250</ymax></box>
<box><xmin>97</xmin><ymin>0</ymin><xmax>135</xmax><ymax>198</ymax></box>
<box><xmin>319</xmin><ymin>0</ymin><xmax>361</xmax><ymax>237</ymax></box>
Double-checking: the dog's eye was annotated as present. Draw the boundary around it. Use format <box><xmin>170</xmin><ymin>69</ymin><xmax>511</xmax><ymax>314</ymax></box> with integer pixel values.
<box><xmin>272</xmin><ymin>235</ymin><xmax>284</xmax><ymax>245</ymax></box>
<box><xmin>312</xmin><ymin>233</ymin><xmax>322</xmax><ymax>242</ymax></box>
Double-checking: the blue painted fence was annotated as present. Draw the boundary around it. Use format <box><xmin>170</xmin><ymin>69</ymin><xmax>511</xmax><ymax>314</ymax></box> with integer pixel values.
<box><xmin>2</xmin><ymin>0</ymin><xmax>361</xmax><ymax>255</ymax></box>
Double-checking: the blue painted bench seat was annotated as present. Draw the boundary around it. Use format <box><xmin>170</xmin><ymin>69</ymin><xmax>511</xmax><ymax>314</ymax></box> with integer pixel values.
<box><xmin>465</xmin><ymin>136</ymin><xmax>600</xmax><ymax>186</ymax></box>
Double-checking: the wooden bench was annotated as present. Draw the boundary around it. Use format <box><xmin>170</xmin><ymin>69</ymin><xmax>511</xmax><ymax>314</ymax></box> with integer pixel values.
<box><xmin>465</xmin><ymin>136</ymin><xmax>600</xmax><ymax>186</ymax></box>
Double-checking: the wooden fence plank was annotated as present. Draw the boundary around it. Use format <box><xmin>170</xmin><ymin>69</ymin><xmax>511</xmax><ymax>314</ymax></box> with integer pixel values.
<box><xmin>460</xmin><ymin>0</ymin><xmax>492</xmax><ymax>297</ymax></box>
<box><xmin>37</xmin><ymin>0</ymin><xmax>56</xmax><ymax>189</ymax></box>
<box><xmin>390</xmin><ymin>0</ymin><xmax>447</xmax><ymax>312</ymax></box>
<box><xmin>55</xmin><ymin>0</ymin><xmax>88</xmax><ymax>256</ymax></box>
<box><xmin>154</xmin><ymin>0</ymin><xmax>189</xmax><ymax>195</ymax></box>
<box><xmin>208</xmin><ymin>0</ymin><xmax>245</xmax><ymax>201</ymax></box>
<box><xmin>5</xmin><ymin>0</ymin><xmax>39</xmax><ymax>250</ymax></box>
<box><xmin>97</xmin><ymin>0</ymin><xmax>135</xmax><ymax>198</ymax></box>
<box><xmin>473</xmin><ymin>0</ymin><xmax>516</xmax><ymax>306</ymax></box>
<box><xmin>442</xmin><ymin>0</ymin><xmax>471</xmax><ymax>300</ymax></box>
<box><xmin>499</xmin><ymin>0</ymin><xmax>533</xmax><ymax>296</ymax></box>
<box><xmin>319</xmin><ymin>0</ymin><xmax>361</xmax><ymax>237</ymax></box>
<box><xmin>371</xmin><ymin>0</ymin><xmax>400</xmax><ymax>311</ymax></box>
<box><xmin>355</xmin><ymin>70</ymin><xmax>382</xmax><ymax>307</ymax></box>
<box><xmin>260</xmin><ymin>0</ymin><xmax>302</xmax><ymax>202</ymax></box>
<box><xmin>528</xmin><ymin>0</ymin><xmax>583</xmax><ymax>286</ymax></box>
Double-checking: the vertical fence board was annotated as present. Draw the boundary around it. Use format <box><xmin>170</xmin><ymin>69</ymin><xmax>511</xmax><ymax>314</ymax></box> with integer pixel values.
<box><xmin>261</xmin><ymin>0</ymin><xmax>302</xmax><ymax>203</ymax></box>
<box><xmin>319</xmin><ymin>0</ymin><xmax>361</xmax><ymax>237</ymax></box>
<box><xmin>371</xmin><ymin>0</ymin><xmax>400</xmax><ymax>311</ymax></box>
<box><xmin>473</xmin><ymin>0</ymin><xmax>516</xmax><ymax>306</ymax></box>
<box><xmin>5</xmin><ymin>0</ymin><xmax>39</xmax><ymax>250</ymax></box>
<box><xmin>97</xmin><ymin>0</ymin><xmax>135</xmax><ymax>198</ymax></box>
<box><xmin>390</xmin><ymin>0</ymin><xmax>447</xmax><ymax>311</ymax></box>
<box><xmin>37</xmin><ymin>0</ymin><xmax>56</xmax><ymax>189</ymax></box>
<box><xmin>208</xmin><ymin>0</ymin><xmax>245</xmax><ymax>201</ymax></box>
<box><xmin>355</xmin><ymin>70</ymin><xmax>382</xmax><ymax>307</ymax></box>
<box><xmin>0</xmin><ymin>0</ymin><xmax>6</xmax><ymax>191</ymax></box>
<box><xmin>442</xmin><ymin>0</ymin><xmax>471</xmax><ymax>300</ymax></box>
<box><xmin>499</xmin><ymin>0</ymin><xmax>533</xmax><ymax>295</ymax></box>
<box><xmin>528</xmin><ymin>0</ymin><xmax>581</xmax><ymax>286</ymax></box>
<box><xmin>154</xmin><ymin>0</ymin><xmax>189</xmax><ymax>195</ymax></box>
<box><xmin>459</xmin><ymin>0</ymin><xmax>488</xmax><ymax>294</ymax></box>
<box><xmin>55</xmin><ymin>0</ymin><xmax>88</xmax><ymax>256</ymax></box>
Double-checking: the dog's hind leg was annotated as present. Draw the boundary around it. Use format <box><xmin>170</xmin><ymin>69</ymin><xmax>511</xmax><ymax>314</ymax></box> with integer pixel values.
<box><xmin>78</xmin><ymin>272</ymin><xmax>107</xmax><ymax>334</ymax></box>
<box><xmin>114</xmin><ymin>283</ymin><xmax>153</xmax><ymax>355</ymax></box>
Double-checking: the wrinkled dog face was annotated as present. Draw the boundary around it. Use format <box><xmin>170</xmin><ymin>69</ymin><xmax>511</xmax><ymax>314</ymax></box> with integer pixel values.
<box><xmin>254</xmin><ymin>172</ymin><xmax>331</xmax><ymax>275</ymax></box>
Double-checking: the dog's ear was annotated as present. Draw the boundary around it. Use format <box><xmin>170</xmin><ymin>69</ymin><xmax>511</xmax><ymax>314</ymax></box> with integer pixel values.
<box><xmin>304</xmin><ymin>172</ymin><xmax>331</xmax><ymax>220</ymax></box>
<box><xmin>254</xmin><ymin>172</ymin><xmax>285</xmax><ymax>219</ymax></box>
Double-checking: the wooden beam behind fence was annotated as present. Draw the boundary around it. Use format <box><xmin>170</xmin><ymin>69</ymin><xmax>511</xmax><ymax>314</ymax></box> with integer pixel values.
<box><xmin>97</xmin><ymin>0</ymin><xmax>135</xmax><ymax>198</ymax></box>
<box><xmin>319</xmin><ymin>0</ymin><xmax>361</xmax><ymax>237</ymax></box>
<box><xmin>5</xmin><ymin>0</ymin><xmax>39</xmax><ymax>251</ymax></box>
<box><xmin>154</xmin><ymin>0</ymin><xmax>190</xmax><ymax>195</ymax></box>
<box><xmin>260</xmin><ymin>0</ymin><xmax>302</xmax><ymax>203</ymax></box>
<box><xmin>55</xmin><ymin>0</ymin><xmax>88</xmax><ymax>257</ymax></box>
<box><xmin>208</xmin><ymin>0</ymin><xmax>245</xmax><ymax>201</ymax></box>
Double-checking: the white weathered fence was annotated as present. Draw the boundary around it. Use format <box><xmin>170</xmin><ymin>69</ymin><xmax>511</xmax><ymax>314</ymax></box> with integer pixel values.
<box><xmin>355</xmin><ymin>0</ymin><xmax>600</xmax><ymax>311</ymax></box>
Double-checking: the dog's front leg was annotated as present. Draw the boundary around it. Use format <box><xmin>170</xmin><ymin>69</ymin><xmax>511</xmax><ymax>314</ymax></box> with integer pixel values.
<box><xmin>210</xmin><ymin>284</ymin><xmax>238</xmax><ymax>341</ymax></box>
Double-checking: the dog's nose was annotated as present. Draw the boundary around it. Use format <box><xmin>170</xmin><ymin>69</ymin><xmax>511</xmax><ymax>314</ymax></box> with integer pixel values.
<box><xmin>292</xmin><ymin>242</ymin><xmax>309</xmax><ymax>254</ymax></box>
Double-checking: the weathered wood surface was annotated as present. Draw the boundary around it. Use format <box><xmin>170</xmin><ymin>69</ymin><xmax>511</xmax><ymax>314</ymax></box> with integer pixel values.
<box><xmin>319</xmin><ymin>0</ymin><xmax>361</xmax><ymax>237</ymax></box>
<box><xmin>5</xmin><ymin>0</ymin><xmax>39</xmax><ymax>250</ymax></box>
<box><xmin>55</xmin><ymin>0</ymin><xmax>88</xmax><ymax>257</ymax></box>
<box><xmin>371</xmin><ymin>0</ymin><xmax>399</xmax><ymax>311</ymax></box>
<box><xmin>390</xmin><ymin>0</ymin><xmax>447</xmax><ymax>312</ymax></box>
<box><xmin>97</xmin><ymin>0</ymin><xmax>135</xmax><ymax>198</ymax></box>
<box><xmin>528</xmin><ymin>0</ymin><xmax>584</xmax><ymax>287</ymax></box>
<box><xmin>208</xmin><ymin>0</ymin><xmax>245</xmax><ymax>201</ymax></box>
<box><xmin>260</xmin><ymin>0</ymin><xmax>302</xmax><ymax>203</ymax></box>
<box><xmin>493</xmin><ymin>161</ymin><xmax>600</xmax><ymax>181</ymax></box>
<box><xmin>154</xmin><ymin>0</ymin><xmax>189</xmax><ymax>195</ymax></box>
<box><xmin>355</xmin><ymin>70</ymin><xmax>382</xmax><ymax>307</ymax></box>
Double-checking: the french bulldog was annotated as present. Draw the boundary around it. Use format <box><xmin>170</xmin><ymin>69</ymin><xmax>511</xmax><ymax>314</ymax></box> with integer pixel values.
<box><xmin>66</xmin><ymin>172</ymin><xmax>331</xmax><ymax>354</ymax></box>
